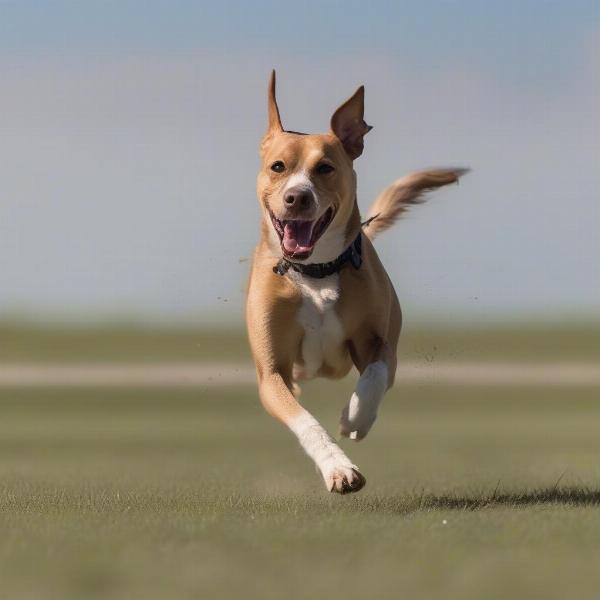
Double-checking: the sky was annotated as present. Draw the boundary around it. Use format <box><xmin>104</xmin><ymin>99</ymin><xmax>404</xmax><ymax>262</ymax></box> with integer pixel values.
<box><xmin>0</xmin><ymin>1</ymin><xmax>598</xmax><ymax>326</ymax></box>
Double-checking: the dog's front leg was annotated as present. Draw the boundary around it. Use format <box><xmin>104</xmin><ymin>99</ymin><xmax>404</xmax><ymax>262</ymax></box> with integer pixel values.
<box><xmin>258</xmin><ymin>371</ymin><xmax>366</xmax><ymax>494</ymax></box>
<box><xmin>340</xmin><ymin>340</ymin><xmax>397</xmax><ymax>441</ymax></box>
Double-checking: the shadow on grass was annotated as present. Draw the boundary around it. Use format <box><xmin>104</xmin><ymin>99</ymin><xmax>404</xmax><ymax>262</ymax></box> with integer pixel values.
<box><xmin>347</xmin><ymin>486</ymin><xmax>600</xmax><ymax>515</ymax></box>
<box><xmin>223</xmin><ymin>485</ymin><xmax>600</xmax><ymax>517</ymax></box>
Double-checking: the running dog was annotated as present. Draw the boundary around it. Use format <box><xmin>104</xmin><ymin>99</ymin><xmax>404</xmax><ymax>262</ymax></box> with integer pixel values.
<box><xmin>246</xmin><ymin>71</ymin><xmax>466</xmax><ymax>493</ymax></box>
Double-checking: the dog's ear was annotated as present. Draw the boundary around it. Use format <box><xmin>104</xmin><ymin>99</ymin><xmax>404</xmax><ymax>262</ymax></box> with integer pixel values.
<box><xmin>330</xmin><ymin>86</ymin><xmax>372</xmax><ymax>160</ymax></box>
<box><xmin>261</xmin><ymin>70</ymin><xmax>284</xmax><ymax>154</ymax></box>
<box><xmin>267</xmin><ymin>70</ymin><xmax>283</xmax><ymax>133</ymax></box>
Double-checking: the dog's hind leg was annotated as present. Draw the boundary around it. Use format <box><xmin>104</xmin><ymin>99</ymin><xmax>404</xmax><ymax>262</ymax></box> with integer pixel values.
<box><xmin>258</xmin><ymin>369</ymin><xmax>366</xmax><ymax>494</ymax></box>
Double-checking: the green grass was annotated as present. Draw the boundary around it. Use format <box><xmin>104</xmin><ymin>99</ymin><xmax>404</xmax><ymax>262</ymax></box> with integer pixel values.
<box><xmin>2</xmin><ymin>377</ymin><xmax>600</xmax><ymax>599</ymax></box>
<box><xmin>1</xmin><ymin>322</ymin><xmax>599</xmax><ymax>362</ymax></box>
<box><xmin>0</xmin><ymin>325</ymin><xmax>252</xmax><ymax>363</ymax></box>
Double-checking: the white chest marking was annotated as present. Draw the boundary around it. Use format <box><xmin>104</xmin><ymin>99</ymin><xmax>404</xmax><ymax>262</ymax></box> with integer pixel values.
<box><xmin>291</xmin><ymin>273</ymin><xmax>344</xmax><ymax>379</ymax></box>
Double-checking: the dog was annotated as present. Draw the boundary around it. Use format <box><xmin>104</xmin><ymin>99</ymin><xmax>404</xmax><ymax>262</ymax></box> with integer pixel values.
<box><xmin>246</xmin><ymin>71</ymin><xmax>467</xmax><ymax>494</ymax></box>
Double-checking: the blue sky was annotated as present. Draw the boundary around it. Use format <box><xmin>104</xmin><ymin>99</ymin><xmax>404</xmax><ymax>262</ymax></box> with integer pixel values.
<box><xmin>0</xmin><ymin>2</ymin><xmax>598</xmax><ymax>324</ymax></box>
<box><xmin>2</xmin><ymin>1</ymin><xmax>597</xmax><ymax>73</ymax></box>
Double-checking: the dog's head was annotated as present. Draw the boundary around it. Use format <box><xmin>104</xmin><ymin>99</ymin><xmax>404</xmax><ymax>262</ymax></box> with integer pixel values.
<box><xmin>257</xmin><ymin>71</ymin><xmax>372</xmax><ymax>262</ymax></box>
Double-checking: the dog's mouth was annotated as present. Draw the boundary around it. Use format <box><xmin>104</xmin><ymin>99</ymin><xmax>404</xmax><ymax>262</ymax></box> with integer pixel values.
<box><xmin>270</xmin><ymin>207</ymin><xmax>334</xmax><ymax>260</ymax></box>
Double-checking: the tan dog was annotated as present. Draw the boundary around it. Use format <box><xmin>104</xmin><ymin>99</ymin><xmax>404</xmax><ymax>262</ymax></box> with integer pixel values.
<box><xmin>246</xmin><ymin>71</ymin><xmax>466</xmax><ymax>494</ymax></box>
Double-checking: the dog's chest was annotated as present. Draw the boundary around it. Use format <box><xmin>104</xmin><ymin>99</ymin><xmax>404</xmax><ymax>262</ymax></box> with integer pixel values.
<box><xmin>291</xmin><ymin>274</ymin><xmax>346</xmax><ymax>379</ymax></box>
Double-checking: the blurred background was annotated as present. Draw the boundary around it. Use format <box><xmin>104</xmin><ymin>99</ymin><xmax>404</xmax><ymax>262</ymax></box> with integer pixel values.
<box><xmin>0</xmin><ymin>0</ymin><xmax>598</xmax><ymax>327</ymax></box>
<box><xmin>0</xmin><ymin>3</ymin><xmax>599</xmax><ymax>599</ymax></box>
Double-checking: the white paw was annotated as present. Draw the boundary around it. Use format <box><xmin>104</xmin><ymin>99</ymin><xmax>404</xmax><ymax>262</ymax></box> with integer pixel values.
<box><xmin>340</xmin><ymin>361</ymin><xmax>388</xmax><ymax>441</ymax></box>
<box><xmin>339</xmin><ymin>391</ymin><xmax>378</xmax><ymax>441</ymax></box>
<box><xmin>319</xmin><ymin>456</ymin><xmax>366</xmax><ymax>494</ymax></box>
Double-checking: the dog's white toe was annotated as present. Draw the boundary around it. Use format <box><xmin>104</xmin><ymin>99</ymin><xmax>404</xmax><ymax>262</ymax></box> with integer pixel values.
<box><xmin>321</xmin><ymin>458</ymin><xmax>366</xmax><ymax>494</ymax></box>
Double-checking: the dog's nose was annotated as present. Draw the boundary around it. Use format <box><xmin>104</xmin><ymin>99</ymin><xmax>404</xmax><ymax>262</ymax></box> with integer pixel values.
<box><xmin>284</xmin><ymin>187</ymin><xmax>314</xmax><ymax>210</ymax></box>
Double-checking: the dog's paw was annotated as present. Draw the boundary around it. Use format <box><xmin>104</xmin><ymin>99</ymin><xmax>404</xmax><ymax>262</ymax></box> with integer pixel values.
<box><xmin>320</xmin><ymin>458</ymin><xmax>366</xmax><ymax>494</ymax></box>
<box><xmin>339</xmin><ymin>391</ymin><xmax>378</xmax><ymax>441</ymax></box>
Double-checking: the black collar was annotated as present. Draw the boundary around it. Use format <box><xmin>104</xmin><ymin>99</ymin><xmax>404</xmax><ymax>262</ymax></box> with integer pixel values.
<box><xmin>273</xmin><ymin>232</ymin><xmax>362</xmax><ymax>279</ymax></box>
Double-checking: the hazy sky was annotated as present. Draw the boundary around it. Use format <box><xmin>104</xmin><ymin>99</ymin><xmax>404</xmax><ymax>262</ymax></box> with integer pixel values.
<box><xmin>0</xmin><ymin>1</ymin><xmax>598</xmax><ymax>325</ymax></box>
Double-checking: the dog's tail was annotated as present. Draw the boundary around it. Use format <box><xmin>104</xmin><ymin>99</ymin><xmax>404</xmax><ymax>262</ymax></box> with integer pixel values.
<box><xmin>362</xmin><ymin>168</ymin><xmax>469</xmax><ymax>241</ymax></box>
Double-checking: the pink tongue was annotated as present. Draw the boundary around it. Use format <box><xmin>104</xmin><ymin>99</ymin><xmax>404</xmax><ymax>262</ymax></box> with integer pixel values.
<box><xmin>283</xmin><ymin>221</ymin><xmax>314</xmax><ymax>255</ymax></box>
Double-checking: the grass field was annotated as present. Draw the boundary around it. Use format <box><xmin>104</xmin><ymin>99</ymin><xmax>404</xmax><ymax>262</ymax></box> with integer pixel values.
<box><xmin>1</xmin><ymin>326</ymin><xmax>599</xmax><ymax>599</ymax></box>
<box><xmin>2</xmin><ymin>322</ymin><xmax>599</xmax><ymax>362</ymax></box>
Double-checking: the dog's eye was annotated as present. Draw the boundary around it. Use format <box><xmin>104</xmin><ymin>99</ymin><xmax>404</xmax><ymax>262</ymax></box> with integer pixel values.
<box><xmin>270</xmin><ymin>161</ymin><xmax>285</xmax><ymax>173</ymax></box>
<box><xmin>316</xmin><ymin>163</ymin><xmax>335</xmax><ymax>175</ymax></box>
